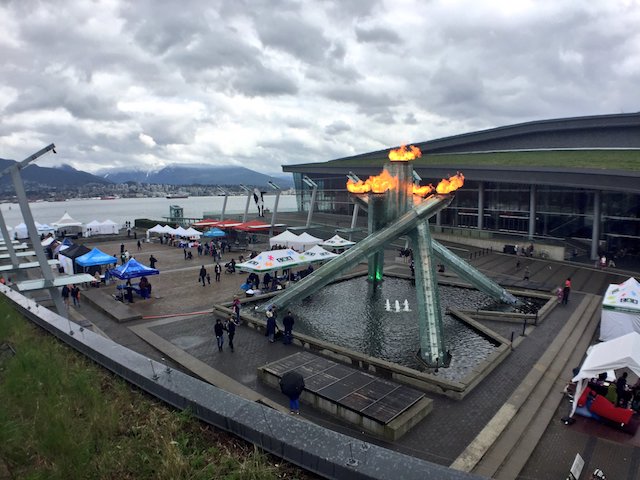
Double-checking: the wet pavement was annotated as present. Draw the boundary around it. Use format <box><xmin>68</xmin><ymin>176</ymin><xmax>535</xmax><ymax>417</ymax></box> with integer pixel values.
<box><xmin>34</xmin><ymin>214</ymin><xmax>640</xmax><ymax>479</ymax></box>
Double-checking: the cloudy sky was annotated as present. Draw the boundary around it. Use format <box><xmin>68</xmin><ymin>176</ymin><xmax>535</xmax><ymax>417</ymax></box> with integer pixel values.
<box><xmin>1</xmin><ymin>0</ymin><xmax>639</xmax><ymax>175</ymax></box>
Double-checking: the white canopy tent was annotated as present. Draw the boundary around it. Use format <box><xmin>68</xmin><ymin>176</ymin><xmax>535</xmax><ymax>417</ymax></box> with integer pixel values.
<box><xmin>291</xmin><ymin>232</ymin><xmax>323</xmax><ymax>251</ymax></box>
<box><xmin>146</xmin><ymin>224</ymin><xmax>166</xmax><ymax>239</ymax></box>
<box><xmin>14</xmin><ymin>222</ymin><xmax>55</xmax><ymax>239</ymax></box>
<box><xmin>269</xmin><ymin>230</ymin><xmax>300</xmax><ymax>249</ymax></box>
<box><xmin>571</xmin><ymin>332</ymin><xmax>640</xmax><ymax>417</ymax></box>
<box><xmin>52</xmin><ymin>212</ymin><xmax>83</xmax><ymax>235</ymax></box>
<box><xmin>236</xmin><ymin>249</ymin><xmax>311</xmax><ymax>273</ymax></box>
<box><xmin>184</xmin><ymin>227</ymin><xmax>202</xmax><ymax>238</ymax></box>
<box><xmin>173</xmin><ymin>226</ymin><xmax>189</xmax><ymax>237</ymax></box>
<box><xmin>600</xmin><ymin>277</ymin><xmax>640</xmax><ymax>341</ymax></box>
<box><xmin>320</xmin><ymin>234</ymin><xmax>356</xmax><ymax>250</ymax></box>
<box><xmin>100</xmin><ymin>219</ymin><xmax>119</xmax><ymax>234</ymax></box>
<box><xmin>85</xmin><ymin>220</ymin><xmax>102</xmax><ymax>237</ymax></box>
<box><xmin>303</xmin><ymin>245</ymin><xmax>339</xmax><ymax>263</ymax></box>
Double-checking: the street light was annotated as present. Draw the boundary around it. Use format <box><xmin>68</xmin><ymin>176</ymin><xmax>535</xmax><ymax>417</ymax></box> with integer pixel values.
<box><xmin>239</xmin><ymin>184</ymin><xmax>253</xmax><ymax>222</ymax></box>
<box><xmin>217</xmin><ymin>187</ymin><xmax>229</xmax><ymax>221</ymax></box>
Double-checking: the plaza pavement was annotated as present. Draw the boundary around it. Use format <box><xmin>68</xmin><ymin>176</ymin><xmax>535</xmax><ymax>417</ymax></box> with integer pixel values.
<box><xmin>45</xmin><ymin>216</ymin><xmax>640</xmax><ymax>480</ymax></box>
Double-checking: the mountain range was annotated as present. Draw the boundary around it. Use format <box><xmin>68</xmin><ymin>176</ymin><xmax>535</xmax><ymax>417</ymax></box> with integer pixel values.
<box><xmin>0</xmin><ymin>159</ymin><xmax>293</xmax><ymax>188</ymax></box>
<box><xmin>99</xmin><ymin>165</ymin><xmax>293</xmax><ymax>188</ymax></box>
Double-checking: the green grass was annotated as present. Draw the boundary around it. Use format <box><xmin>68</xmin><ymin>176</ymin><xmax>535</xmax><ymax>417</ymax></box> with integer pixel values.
<box><xmin>0</xmin><ymin>298</ymin><xmax>313</xmax><ymax>480</ymax></box>
<box><xmin>322</xmin><ymin>149</ymin><xmax>640</xmax><ymax>170</ymax></box>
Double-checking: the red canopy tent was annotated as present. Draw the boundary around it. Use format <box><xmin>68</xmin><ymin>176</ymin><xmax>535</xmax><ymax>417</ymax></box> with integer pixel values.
<box><xmin>215</xmin><ymin>219</ymin><xmax>243</xmax><ymax>229</ymax></box>
<box><xmin>192</xmin><ymin>218</ymin><xmax>220</xmax><ymax>228</ymax></box>
<box><xmin>234</xmin><ymin>219</ymin><xmax>272</xmax><ymax>232</ymax></box>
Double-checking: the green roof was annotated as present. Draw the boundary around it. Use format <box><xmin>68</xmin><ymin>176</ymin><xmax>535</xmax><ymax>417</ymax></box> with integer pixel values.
<box><xmin>320</xmin><ymin>149</ymin><xmax>640</xmax><ymax>171</ymax></box>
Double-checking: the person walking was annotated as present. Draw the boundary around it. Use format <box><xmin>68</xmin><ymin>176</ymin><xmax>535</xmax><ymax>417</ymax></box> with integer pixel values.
<box><xmin>280</xmin><ymin>371</ymin><xmax>305</xmax><ymax>415</ymax></box>
<box><xmin>214</xmin><ymin>318</ymin><xmax>225</xmax><ymax>352</ymax></box>
<box><xmin>266</xmin><ymin>307</ymin><xmax>277</xmax><ymax>343</ymax></box>
<box><xmin>149</xmin><ymin>255</ymin><xmax>158</xmax><ymax>269</ymax></box>
<box><xmin>199</xmin><ymin>265</ymin><xmax>207</xmax><ymax>287</ymax></box>
<box><xmin>70</xmin><ymin>284</ymin><xmax>81</xmax><ymax>307</ymax></box>
<box><xmin>214</xmin><ymin>262</ymin><xmax>222</xmax><ymax>282</ymax></box>
<box><xmin>226</xmin><ymin>315</ymin><xmax>237</xmax><ymax>352</ymax></box>
<box><xmin>137</xmin><ymin>239</ymin><xmax>142</xmax><ymax>251</ymax></box>
<box><xmin>283</xmin><ymin>310</ymin><xmax>295</xmax><ymax>345</ymax></box>
<box><xmin>523</xmin><ymin>266</ymin><xmax>530</xmax><ymax>281</ymax></box>
<box><xmin>61</xmin><ymin>284</ymin><xmax>70</xmax><ymax>308</ymax></box>
<box><xmin>562</xmin><ymin>277</ymin><xmax>572</xmax><ymax>305</ymax></box>
<box><xmin>232</xmin><ymin>296</ymin><xmax>241</xmax><ymax>322</ymax></box>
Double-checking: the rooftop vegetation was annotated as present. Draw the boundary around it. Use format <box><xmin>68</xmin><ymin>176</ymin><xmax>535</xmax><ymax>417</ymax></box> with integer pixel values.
<box><xmin>322</xmin><ymin>150</ymin><xmax>640</xmax><ymax>171</ymax></box>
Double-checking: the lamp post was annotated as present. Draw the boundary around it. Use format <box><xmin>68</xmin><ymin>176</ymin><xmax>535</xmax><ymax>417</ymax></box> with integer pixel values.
<box><xmin>302</xmin><ymin>175</ymin><xmax>318</xmax><ymax>229</ymax></box>
<box><xmin>267</xmin><ymin>181</ymin><xmax>281</xmax><ymax>237</ymax></box>
<box><xmin>346</xmin><ymin>173</ymin><xmax>361</xmax><ymax>241</ymax></box>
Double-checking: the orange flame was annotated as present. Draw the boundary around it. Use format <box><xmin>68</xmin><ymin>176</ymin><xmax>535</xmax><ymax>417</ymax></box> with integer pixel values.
<box><xmin>436</xmin><ymin>172</ymin><xmax>465</xmax><ymax>194</ymax></box>
<box><xmin>389</xmin><ymin>144</ymin><xmax>422</xmax><ymax>161</ymax></box>
<box><xmin>346</xmin><ymin>169</ymin><xmax>398</xmax><ymax>194</ymax></box>
<box><xmin>412</xmin><ymin>184</ymin><xmax>434</xmax><ymax>197</ymax></box>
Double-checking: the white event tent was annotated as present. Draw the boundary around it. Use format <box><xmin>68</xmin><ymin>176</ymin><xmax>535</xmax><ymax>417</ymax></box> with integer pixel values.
<box><xmin>146</xmin><ymin>224</ymin><xmax>166</xmax><ymax>239</ymax></box>
<box><xmin>320</xmin><ymin>234</ymin><xmax>356</xmax><ymax>250</ymax></box>
<box><xmin>52</xmin><ymin>212</ymin><xmax>83</xmax><ymax>236</ymax></box>
<box><xmin>303</xmin><ymin>245</ymin><xmax>338</xmax><ymax>263</ymax></box>
<box><xmin>84</xmin><ymin>219</ymin><xmax>119</xmax><ymax>237</ymax></box>
<box><xmin>269</xmin><ymin>230</ymin><xmax>300</xmax><ymax>249</ymax></box>
<box><xmin>236</xmin><ymin>249</ymin><xmax>311</xmax><ymax>273</ymax></box>
<box><xmin>293</xmin><ymin>232</ymin><xmax>323</xmax><ymax>251</ymax></box>
<box><xmin>184</xmin><ymin>227</ymin><xmax>202</xmax><ymax>238</ymax></box>
<box><xmin>600</xmin><ymin>277</ymin><xmax>640</xmax><ymax>341</ymax></box>
<box><xmin>14</xmin><ymin>222</ymin><xmax>56</xmax><ymax>239</ymax></box>
<box><xmin>571</xmin><ymin>332</ymin><xmax>640</xmax><ymax>417</ymax></box>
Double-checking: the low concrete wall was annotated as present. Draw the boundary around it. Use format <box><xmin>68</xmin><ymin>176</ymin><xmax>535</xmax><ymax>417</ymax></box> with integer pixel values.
<box><xmin>0</xmin><ymin>285</ymin><xmax>481</xmax><ymax>480</ymax></box>
<box><xmin>432</xmin><ymin>232</ymin><xmax>565</xmax><ymax>261</ymax></box>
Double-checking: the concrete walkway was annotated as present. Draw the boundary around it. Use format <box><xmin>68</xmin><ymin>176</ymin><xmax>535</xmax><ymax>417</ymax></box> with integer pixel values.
<box><xmin>18</xmin><ymin>216</ymin><xmax>640</xmax><ymax>480</ymax></box>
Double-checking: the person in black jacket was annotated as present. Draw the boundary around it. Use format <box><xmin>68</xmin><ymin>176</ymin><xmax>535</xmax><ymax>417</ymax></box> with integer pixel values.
<box><xmin>282</xmin><ymin>311</ymin><xmax>295</xmax><ymax>345</ymax></box>
<box><xmin>214</xmin><ymin>318</ymin><xmax>224</xmax><ymax>352</ymax></box>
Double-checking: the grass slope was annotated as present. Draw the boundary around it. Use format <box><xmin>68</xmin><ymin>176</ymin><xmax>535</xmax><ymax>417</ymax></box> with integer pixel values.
<box><xmin>0</xmin><ymin>298</ymin><xmax>312</xmax><ymax>480</ymax></box>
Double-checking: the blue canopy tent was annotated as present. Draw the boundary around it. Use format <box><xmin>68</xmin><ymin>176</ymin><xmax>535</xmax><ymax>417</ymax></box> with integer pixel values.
<box><xmin>75</xmin><ymin>247</ymin><xmax>118</xmax><ymax>276</ymax></box>
<box><xmin>203</xmin><ymin>227</ymin><xmax>226</xmax><ymax>238</ymax></box>
<box><xmin>109</xmin><ymin>258</ymin><xmax>159</xmax><ymax>280</ymax></box>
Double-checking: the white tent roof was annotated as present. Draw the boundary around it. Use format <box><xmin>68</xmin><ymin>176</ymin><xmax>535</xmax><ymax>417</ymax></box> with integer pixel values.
<box><xmin>173</xmin><ymin>226</ymin><xmax>189</xmax><ymax>237</ymax></box>
<box><xmin>102</xmin><ymin>219</ymin><xmax>118</xmax><ymax>226</ymax></box>
<box><xmin>184</xmin><ymin>227</ymin><xmax>202</xmax><ymax>237</ymax></box>
<box><xmin>570</xmin><ymin>332</ymin><xmax>640</xmax><ymax>416</ymax></box>
<box><xmin>319</xmin><ymin>234</ymin><xmax>356</xmax><ymax>248</ymax></box>
<box><xmin>52</xmin><ymin>212</ymin><xmax>83</xmax><ymax>227</ymax></box>
<box><xmin>297</xmin><ymin>232</ymin><xmax>322</xmax><ymax>243</ymax></box>
<box><xmin>86</xmin><ymin>220</ymin><xmax>102</xmax><ymax>228</ymax></box>
<box><xmin>163</xmin><ymin>225</ymin><xmax>177</xmax><ymax>234</ymax></box>
<box><xmin>236</xmin><ymin>249</ymin><xmax>311</xmax><ymax>273</ymax></box>
<box><xmin>603</xmin><ymin>277</ymin><xmax>640</xmax><ymax>314</ymax></box>
<box><xmin>303</xmin><ymin>245</ymin><xmax>338</xmax><ymax>262</ymax></box>
<box><xmin>147</xmin><ymin>224</ymin><xmax>166</xmax><ymax>234</ymax></box>
<box><xmin>269</xmin><ymin>230</ymin><xmax>300</xmax><ymax>248</ymax></box>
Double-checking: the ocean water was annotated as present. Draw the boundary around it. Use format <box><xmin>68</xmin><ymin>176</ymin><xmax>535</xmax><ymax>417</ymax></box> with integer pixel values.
<box><xmin>0</xmin><ymin>194</ymin><xmax>298</xmax><ymax>229</ymax></box>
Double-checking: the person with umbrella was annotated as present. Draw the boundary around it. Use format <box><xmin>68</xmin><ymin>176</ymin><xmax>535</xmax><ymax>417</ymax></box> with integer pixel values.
<box><xmin>280</xmin><ymin>370</ymin><xmax>305</xmax><ymax>415</ymax></box>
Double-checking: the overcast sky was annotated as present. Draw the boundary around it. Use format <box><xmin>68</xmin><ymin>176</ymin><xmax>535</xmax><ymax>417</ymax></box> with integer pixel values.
<box><xmin>1</xmin><ymin>0</ymin><xmax>639</xmax><ymax>175</ymax></box>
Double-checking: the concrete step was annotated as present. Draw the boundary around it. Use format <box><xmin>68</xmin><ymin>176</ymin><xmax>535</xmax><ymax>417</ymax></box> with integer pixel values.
<box><xmin>492</xmin><ymin>294</ymin><xmax>602</xmax><ymax>479</ymax></box>
<box><xmin>450</xmin><ymin>293</ymin><xmax>600</xmax><ymax>475</ymax></box>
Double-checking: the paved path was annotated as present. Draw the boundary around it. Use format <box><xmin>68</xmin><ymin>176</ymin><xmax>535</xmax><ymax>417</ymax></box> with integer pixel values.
<box><xmin>23</xmin><ymin>218</ymin><xmax>640</xmax><ymax>480</ymax></box>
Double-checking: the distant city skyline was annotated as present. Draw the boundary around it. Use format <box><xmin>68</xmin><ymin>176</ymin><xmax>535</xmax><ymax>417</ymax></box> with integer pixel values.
<box><xmin>1</xmin><ymin>0</ymin><xmax>638</xmax><ymax>175</ymax></box>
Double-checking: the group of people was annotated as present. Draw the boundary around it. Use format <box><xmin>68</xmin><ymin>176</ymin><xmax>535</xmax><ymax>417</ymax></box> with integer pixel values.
<box><xmin>198</xmin><ymin>264</ymin><xmax>223</xmax><ymax>286</ymax></box>
<box><xmin>588</xmin><ymin>371</ymin><xmax>640</xmax><ymax>411</ymax></box>
<box><xmin>60</xmin><ymin>284</ymin><xmax>81</xmax><ymax>307</ymax></box>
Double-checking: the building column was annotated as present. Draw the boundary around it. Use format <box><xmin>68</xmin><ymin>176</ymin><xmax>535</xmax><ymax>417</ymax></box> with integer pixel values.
<box><xmin>528</xmin><ymin>185</ymin><xmax>536</xmax><ymax>239</ymax></box>
<box><xmin>477</xmin><ymin>182</ymin><xmax>484</xmax><ymax>230</ymax></box>
<box><xmin>591</xmin><ymin>190</ymin><xmax>601</xmax><ymax>261</ymax></box>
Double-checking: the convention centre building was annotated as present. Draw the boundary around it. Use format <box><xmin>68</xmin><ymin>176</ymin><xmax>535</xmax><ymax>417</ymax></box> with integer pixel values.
<box><xmin>283</xmin><ymin>113</ymin><xmax>640</xmax><ymax>262</ymax></box>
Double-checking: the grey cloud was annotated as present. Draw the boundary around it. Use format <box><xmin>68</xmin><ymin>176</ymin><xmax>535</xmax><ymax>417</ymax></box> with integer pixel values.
<box><xmin>355</xmin><ymin>25</ymin><xmax>402</xmax><ymax>45</ymax></box>
<box><xmin>324</xmin><ymin>121</ymin><xmax>352</xmax><ymax>135</ymax></box>
<box><xmin>321</xmin><ymin>85</ymin><xmax>396</xmax><ymax>116</ymax></box>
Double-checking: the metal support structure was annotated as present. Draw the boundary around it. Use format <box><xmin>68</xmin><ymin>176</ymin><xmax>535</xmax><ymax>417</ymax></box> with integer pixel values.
<box><xmin>528</xmin><ymin>184</ymin><xmax>536</xmax><ymax>240</ymax></box>
<box><xmin>240</xmin><ymin>184</ymin><xmax>252</xmax><ymax>223</ymax></box>
<box><xmin>477</xmin><ymin>181</ymin><xmax>484</xmax><ymax>230</ymax></box>
<box><xmin>1</xmin><ymin>144</ymin><xmax>67</xmax><ymax>315</ymax></box>
<box><xmin>0</xmin><ymin>211</ymin><xmax>19</xmax><ymax>270</ymax></box>
<box><xmin>432</xmin><ymin>239</ymin><xmax>519</xmax><ymax>305</ymax></box>
<box><xmin>410</xmin><ymin>221</ymin><xmax>446</xmax><ymax>365</ymax></box>
<box><xmin>218</xmin><ymin>188</ymin><xmax>229</xmax><ymax>221</ymax></box>
<box><xmin>349</xmin><ymin>203</ymin><xmax>360</xmax><ymax>241</ymax></box>
<box><xmin>302</xmin><ymin>176</ymin><xmax>318</xmax><ymax>229</ymax></box>
<box><xmin>268</xmin><ymin>181</ymin><xmax>281</xmax><ymax>237</ymax></box>
<box><xmin>591</xmin><ymin>190</ymin><xmax>601</xmax><ymax>260</ymax></box>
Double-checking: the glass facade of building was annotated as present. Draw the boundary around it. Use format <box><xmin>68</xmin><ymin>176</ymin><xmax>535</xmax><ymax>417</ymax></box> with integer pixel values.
<box><xmin>293</xmin><ymin>172</ymin><xmax>640</xmax><ymax>255</ymax></box>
